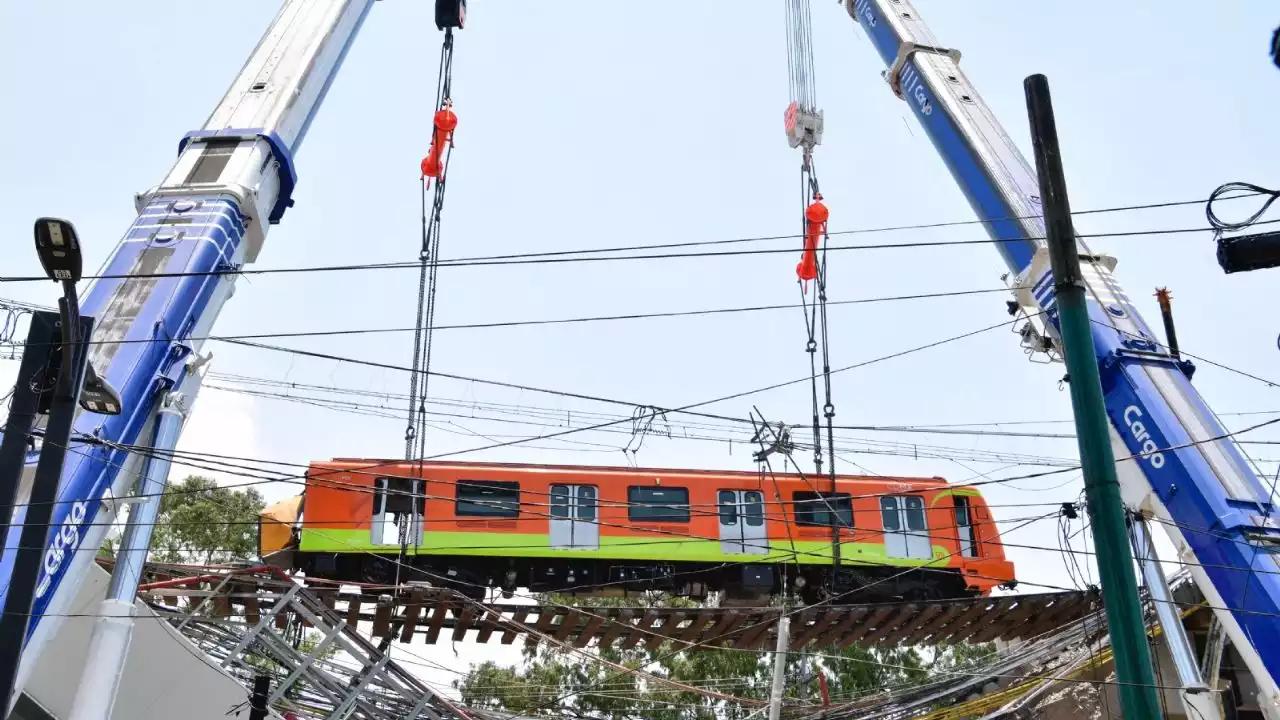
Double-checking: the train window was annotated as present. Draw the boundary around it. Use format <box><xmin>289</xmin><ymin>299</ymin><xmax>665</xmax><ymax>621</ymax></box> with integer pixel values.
<box><xmin>881</xmin><ymin>496</ymin><xmax>928</xmax><ymax>532</ymax></box>
<box><xmin>550</xmin><ymin>485</ymin><xmax>570</xmax><ymax>519</ymax></box>
<box><xmin>903</xmin><ymin>496</ymin><xmax>926</xmax><ymax>531</ymax></box>
<box><xmin>743</xmin><ymin>491</ymin><xmax>764</xmax><ymax>527</ymax></box>
<box><xmin>718</xmin><ymin>490</ymin><xmax>737</xmax><ymax>526</ymax></box>
<box><xmin>880</xmin><ymin>497</ymin><xmax>901</xmax><ymax>531</ymax></box>
<box><xmin>577</xmin><ymin>486</ymin><xmax>597</xmax><ymax>520</ymax></box>
<box><xmin>628</xmin><ymin>486</ymin><xmax>690</xmax><ymax>522</ymax></box>
<box><xmin>793</xmin><ymin>492</ymin><xmax>853</xmax><ymax>528</ymax></box>
<box><xmin>456</xmin><ymin>480</ymin><xmax>520</xmax><ymax>518</ymax></box>
<box><xmin>954</xmin><ymin>496</ymin><xmax>977</xmax><ymax>558</ymax></box>
<box><xmin>882</xmin><ymin>495</ymin><xmax>930</xmax><ymax>560</ymax></box>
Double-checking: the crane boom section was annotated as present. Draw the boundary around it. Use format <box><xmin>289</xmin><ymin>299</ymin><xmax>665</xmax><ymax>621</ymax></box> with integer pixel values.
<box><xmin>0</xmin><ymin>0</ymin><xmax>375</xmax><ymax>697</ymax></box>
<box><xmin>845</xmin><ymin>0</ymin><xmax>1280</xmax><ymax>707</ymax></box>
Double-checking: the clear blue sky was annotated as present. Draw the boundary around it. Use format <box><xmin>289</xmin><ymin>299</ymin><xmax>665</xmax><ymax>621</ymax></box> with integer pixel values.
<box><xmin>2</xmin><ymin>0</ymin><xmax>1279</xmax><ymax>691</ymax></box>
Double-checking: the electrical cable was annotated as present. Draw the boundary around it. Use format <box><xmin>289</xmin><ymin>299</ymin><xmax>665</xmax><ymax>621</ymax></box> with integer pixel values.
<box><xmin>0</xmin><ymin>286</ymin><xmax>1017</xmax><ymax>354</ymax></box>
<box><xmin>1206</xmin><ymin>182</ymin><xmax>1280</xmax><ymax>235</ymax></box>
<box><xmin>209</xmin><ymin>312</ymin><xmax>1037</xmax><ymax>444</ymax></box>
<box><xmin>198</xmin><ymin>370</ymin><xmax>1280</xmax><ymax>455</ymax></box>
<box><xmin>0</xmin><ymin>217</ymin><xmax>1265</xmax><ymax>285</ymax></box>
<box><xmin>15</xmin><ymin>407</ymin><xmax>1251</xmax><ymax>517</ymax></box>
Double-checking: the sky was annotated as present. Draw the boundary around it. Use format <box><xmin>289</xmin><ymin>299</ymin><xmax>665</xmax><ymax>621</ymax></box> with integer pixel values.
<box><xmin>2</xmin><ymin>0</ymin><xmax>1280</xmax><ymax>700</ymax></box>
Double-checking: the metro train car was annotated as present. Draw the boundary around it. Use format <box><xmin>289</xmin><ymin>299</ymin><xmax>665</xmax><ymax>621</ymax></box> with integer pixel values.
<box><xmin>258</xmin><ymin>460</ymin><xmax>1017</xmax><ymax>603</ymax></box>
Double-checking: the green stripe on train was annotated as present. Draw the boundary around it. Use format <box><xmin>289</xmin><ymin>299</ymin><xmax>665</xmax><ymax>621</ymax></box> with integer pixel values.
<box><xmin>299</xmin><ymin>528</ymin><xmax>950</xmax><ymax>568</ymax></box>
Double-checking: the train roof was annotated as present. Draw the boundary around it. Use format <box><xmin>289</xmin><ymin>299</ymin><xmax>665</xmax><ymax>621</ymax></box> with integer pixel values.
<box><xmin>319</xmin><ymin>458</ymin><xmax>953</xmax><ymax>489</ymax></box>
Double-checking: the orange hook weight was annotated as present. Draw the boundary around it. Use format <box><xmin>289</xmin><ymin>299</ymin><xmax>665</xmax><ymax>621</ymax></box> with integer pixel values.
<box><xmin>796</xmin><ymin>194</ymin><xmax>828</xmax><ymax>290</ymax></box>
<box><xmin>420</xmin><ymin>101</ymin><xmax>459</xmax><ymax>183</ymax></box>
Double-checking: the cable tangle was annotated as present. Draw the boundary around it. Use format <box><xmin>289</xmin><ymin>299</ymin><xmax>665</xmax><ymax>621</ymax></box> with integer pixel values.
<box><xmin>622</xmin><ymin>405</ymin><xmax>670</xmax><ymax>467</ymax></box>
<box><xmin>1206</xmin><ymin>181</ymin><xmax>1280</xmax><ymax>236</ymax></box>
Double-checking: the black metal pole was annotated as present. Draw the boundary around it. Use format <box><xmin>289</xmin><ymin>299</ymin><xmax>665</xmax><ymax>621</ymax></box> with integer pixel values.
<box><xmin>0</xmin><ymin>313</ymin><xmax>61</xmax><ymax>559</ymax></box>
<box><xmin>248</xmin><ymin>675</ymin><xmax>271</xmax><ymax>720</ymax></box>
<box><xmin>1154</xmin><ymin>288</ymin><xmax>1181</xmax><ymax>360</ymax></box>
<box><xmin>1024</xmin><ymin>73</ymin><xmax>1162</xmax><ymax>720</ymax></box>
<box><xmin>0</xmin><ymin>306</ymin><xmax>92</xmax><ymax>710</ymax></box>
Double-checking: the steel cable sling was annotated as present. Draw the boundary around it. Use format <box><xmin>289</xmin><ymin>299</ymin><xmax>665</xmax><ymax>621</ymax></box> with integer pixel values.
<box><xmin>395</xmin><ymin>22</ymin><xmax>459</xmax><ymax>595</ymax></box>
<box><xmin>785</xmin><ymin>0</ymin><xmax>842</xmax><ymax>572</ymax></box>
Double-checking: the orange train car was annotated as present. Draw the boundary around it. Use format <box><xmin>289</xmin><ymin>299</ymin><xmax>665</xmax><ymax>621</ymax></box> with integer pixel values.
<box><xmin>259</xmin><ymin>460</ymin><xmax>1017</xmax><ymax>603</ymax></box>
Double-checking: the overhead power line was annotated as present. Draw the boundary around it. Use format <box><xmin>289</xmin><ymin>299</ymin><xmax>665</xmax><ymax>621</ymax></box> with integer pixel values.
<box><xmin>0</xmin><ymin>215</ymin><xmax>1269</xmax><ymax>285</ymax></box>
<box><xmin>2</xmin><ymin>286</ymin><xmax>1011</xmax><ymax>352</ymax></box>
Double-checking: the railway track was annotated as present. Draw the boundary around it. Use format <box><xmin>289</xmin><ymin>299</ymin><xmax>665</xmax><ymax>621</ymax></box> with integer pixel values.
<box><xmin>121</xmin><ymin>562</ymin><xmax>1101</xmax><ymax>652</ymax></box>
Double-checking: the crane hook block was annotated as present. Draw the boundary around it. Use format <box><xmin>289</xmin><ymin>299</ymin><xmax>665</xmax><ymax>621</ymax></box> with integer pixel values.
<box><xmin>435</xmin><ymin>0</ymin><xmax>466</xmax><ymax>30</ymax></box>
<box><xmin>421</xmin><ymin>102</ymin><xmax>458</xmax><ymax>182</ymax></box>
<box><xmin>796</xmin><ymin>196</ymin><xmax>828</xmax><ymax>289</ymax></box>
<box><xmin>784</xmin><ymin>101</ymin><xmax>825</xmax><ymax>149</ymax></box>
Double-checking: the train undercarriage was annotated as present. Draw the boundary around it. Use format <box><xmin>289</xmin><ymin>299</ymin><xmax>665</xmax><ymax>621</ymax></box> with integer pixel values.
<box><xmin>298</xmin><ymin>552</ymin><xmax>980</xmax><ymax>605</ymax></box>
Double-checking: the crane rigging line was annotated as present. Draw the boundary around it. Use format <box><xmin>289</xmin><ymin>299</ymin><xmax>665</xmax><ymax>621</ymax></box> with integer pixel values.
<box><xmin>784</xmin><ymin>0</ymin><xmax>841</xmax><ymax>572</ymax></box>
<box><xmin>397</xmin><ymin>23</ymin><xmax>459</xmax><ymax>622</ymax></box>
<box><xmin>406</xmin><ymin>28</ymin><xmax>457</xmax><ymax>462</ymax></box>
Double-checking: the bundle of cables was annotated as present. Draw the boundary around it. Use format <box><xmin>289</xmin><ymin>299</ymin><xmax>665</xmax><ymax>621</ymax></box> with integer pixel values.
<box><xmin>1205</xmin><ymin>181</ymin><xmax>1280</xmax><ymax>274</ymax></box>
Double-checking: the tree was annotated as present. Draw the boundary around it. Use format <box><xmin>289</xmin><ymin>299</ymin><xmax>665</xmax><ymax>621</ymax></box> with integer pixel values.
<box><xmin>147</xmin><ymin>475</ymin><xmax>266</xmax><ymax>564</ymax></box>
<box><xmin>454</xmin><ymin>593</ymin><xmax>973</xmax><ymax>719</ymax></box>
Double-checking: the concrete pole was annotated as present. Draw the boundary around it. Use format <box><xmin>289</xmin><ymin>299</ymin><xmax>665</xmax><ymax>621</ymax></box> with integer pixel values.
<box><xmin>768</xmin><ymin>615</ymin><xmax>791</xmax><ymax>720</ymax></box>
<box><xmin>1024</xmin><ymin>73</ymin><xmax>1162</xmax><ymax>720</ymax></box>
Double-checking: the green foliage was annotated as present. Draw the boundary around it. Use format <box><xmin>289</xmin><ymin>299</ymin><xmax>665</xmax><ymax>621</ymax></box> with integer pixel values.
<box><xmin>148</xmin><ymin>475</ymin><xmax>265</xmax><ymax>564</ymax></box>
<box><xmin>454</xmin><ymin>595</ymin><xmax>986</xmax><ymax>718</ymax></box>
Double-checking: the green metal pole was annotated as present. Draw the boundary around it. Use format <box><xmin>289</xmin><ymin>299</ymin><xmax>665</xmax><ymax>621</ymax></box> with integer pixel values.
<box><xmin>1023</xmin><ymin>73</ymin><xmax>1162</xmax><ymax>720</ymax></box>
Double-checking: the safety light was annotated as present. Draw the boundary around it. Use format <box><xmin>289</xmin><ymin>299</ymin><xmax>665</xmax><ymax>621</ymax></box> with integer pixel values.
<box><xmin>32</xmin><ymin>217</ymin><xmax>83</xmax><ymax>283</ymax></box>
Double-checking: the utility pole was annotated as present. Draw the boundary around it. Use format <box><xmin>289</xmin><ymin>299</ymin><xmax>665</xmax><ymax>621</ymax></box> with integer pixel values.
<box><xmin>0</xmin><ymin>312</ymin><xmax>93</xmax><ymax>711</ymax></box>
<box><xmin>768</xmin><ymin>614</ymin><xmax>790</xmax><ymax>720</ymax></box>
<box><xmin>0</xmin><ymin>312</ymin><xmax>61</xmax><ymax>539</ymax></box>
<box><xmin>1023</xmin><ymin>73</ymin><xmax>1162</xmax><ymax>720</ymax></box>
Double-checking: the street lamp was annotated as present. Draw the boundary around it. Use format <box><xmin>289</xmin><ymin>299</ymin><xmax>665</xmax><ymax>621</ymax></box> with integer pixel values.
<box><xmin>32</xmin><ymin>217</ymin><xmax>83</xmax><ymax>284</ymax></box>
<box><xmin>31</xmin><ymin>217</ymin><xmax>121</xmax><ymax>415</ymax></box>
<box><xmin>0</xmin><ymin>218</ymin><xmax>121</xmax><ymax>711</ymax></box>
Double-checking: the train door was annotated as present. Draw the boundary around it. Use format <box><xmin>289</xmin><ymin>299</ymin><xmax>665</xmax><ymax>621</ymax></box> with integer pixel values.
<box><xmin>372</xmin><ymin>477</ymin><xmax>425</xmax><ymax>547</ymax></box>
<box><xmin>550</xmin><ymin>484</ymin><xmax>598</xmax><ymax>550</ymax></box>
<box><xmin>717</xmin><ymin>490</ymin><xmax>767</xmax><ymax>554</ymax></box>
<box><xmin>880</xmin><ymin>495</ymin><xmax>931</xmax><ymax>560</ymax></box>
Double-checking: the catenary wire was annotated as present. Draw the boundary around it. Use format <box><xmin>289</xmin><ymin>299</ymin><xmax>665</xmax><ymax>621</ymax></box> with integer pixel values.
<box><xmin>1</xmin><ymin>216</ymin><xmax>1269</xmax><ymax>285</ymax></box>
<box><xmin>3</xmin><ymin>286</ymin><xmax>1015</xmax><ymax>352</ymax></box>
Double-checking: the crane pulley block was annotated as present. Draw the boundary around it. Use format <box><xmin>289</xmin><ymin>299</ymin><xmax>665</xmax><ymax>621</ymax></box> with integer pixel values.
<box><xmin>435</xmin><ymin>0</ymin><xmax>465</xmax><ymax>30</ymax></box>
<box><xmin>784</xmin><ymin>102</ymin><xmax>824</xmax><ymax>149</ymax></box>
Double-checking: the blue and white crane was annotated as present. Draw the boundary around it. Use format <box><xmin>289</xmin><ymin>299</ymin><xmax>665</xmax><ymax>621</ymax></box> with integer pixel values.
<box><xmin>844</xmin><ymin>0</ymin><xmax>1280</xmax><ymax>716</ymax></box>
<box><xmin>0</xmin><ymin>0</ymin><xmax>380</xmax><ymax>709</ymax></box>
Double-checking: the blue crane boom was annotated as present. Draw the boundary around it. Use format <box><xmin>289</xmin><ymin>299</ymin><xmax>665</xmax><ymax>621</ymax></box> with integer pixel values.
<box><xmin>844</xmin><ymin>0</ymin><xmax>1280</xmax><ymax>712</ymax></box>
<box><xmin>0</xmin><ymin>0</ymin><xmax>376</xmax><ymax>700</ymax></box>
